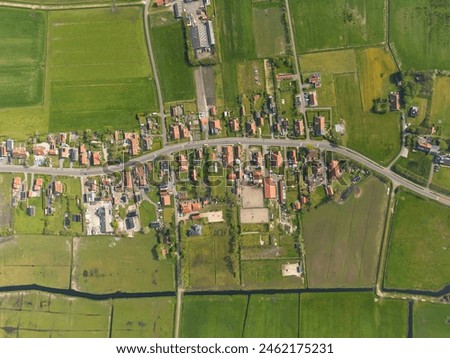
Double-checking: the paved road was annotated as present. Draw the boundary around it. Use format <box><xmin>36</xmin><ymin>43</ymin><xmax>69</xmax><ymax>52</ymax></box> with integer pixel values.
<box><xmin>144</xmin><ymin>0</ymin><xmax>167</xmax><ymax>146</ymax></box>
<box><xmin>1</xmin><ymin>137</ymin><xmax>449</xmax><ymax>206</ymax></box>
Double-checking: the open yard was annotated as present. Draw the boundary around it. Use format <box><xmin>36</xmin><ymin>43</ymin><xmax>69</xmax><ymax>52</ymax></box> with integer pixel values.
<box><xmin>47</xmin><ymin>7</ymin><xmax>157</xmax><ymax>132</ymax></box>
<box><xmin>302</xmin><ymin>176</ymin><xmax>389</xmax><ymax>288</ymax></box>
<box><xmin>335</xmin><ymin>72</ymin><xmax>400</xmax><ymax>165</ymax></box>
<box><xmin>150</xmin><ymin>20</ymin><xmax>196</xmax><ymax>103</ymax></box>
<box><xmin>390</xmin><ymin>0</ymin><xmax>450</xmax><ymax>70</ymax></box>
<box><xmin>253</xmin><ymin>3</ymin><xmax>287</xmax><ymax>58</ymax></box>
<box><xmin>299</xmin><ymin>292</ymin><xmax>408</xmax><ymax>337</ymax></box>
<box><xmin>237</xmin><ymin>60</ymin><xmax>265</xmax><ymax>95</ymax></box>
<box><xmin>183</xmin><ymin>230</ymin><xmax>239</xmax><ymax>290</ymax></box>
<box><xmin>413</xmin><ymin>302</ymin><xmax>450</xmax><ymax>338</ymax></box>
<box><xmin>72</xmin><ymin>234</ymin><xmax>175</xmax><ymax>293</ymax></box>
<box><xmin>0</xmin><ymin>291</ymin><xmax>111</xmax><ymax>338</ymax></box>
<box><xmin>290</xmin><ymin>0</ymin><xmax>385</xmax><ymax>53</ymax></box>
<box><xmin>0</xmin><ymin>235</ymin><xmax>71</xmax><ymax>288</ymax></box>
<box><xmin>431</xmin><ymin>167</ymin><xmax>450</xmax><ymax>194</ymax></box>
<box><xmin>0</xmin><ymin>174</ymin><xmax>13</xmax><ymax>229</ymax></box>
<box><xmin>384</xmin><ymin>190</ymin><xmax>450</xmax><ymax>292</ymax></box>
<box><xmin>243</xmin><ymin>294</ymin><xmax>299</xmax><ymax>338</ymax></box>
<box><xmin>181</xmin><ymin>295</ymin><xmax>248</xmax><ymax>338</ymax></box>
<box><xmin>111</xmin><ymin>297</ymin><xmax>175</xmax><ymax>338</ymax></box>
<box><xmin>392</xmin><ymin>151</ymin><xmax>433</xmax><ymax>187</ymax></box>
<box><xmin>430</xmin><ymin>77</ymin><xmax>450</xmax><ymax>137</ymax></box>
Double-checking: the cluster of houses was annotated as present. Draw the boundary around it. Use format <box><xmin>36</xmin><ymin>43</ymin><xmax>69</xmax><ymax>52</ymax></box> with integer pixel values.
<box><xmin>11</xmin><ymin>176</ymin><xmax>74</xmax><ymax>219</ymax></box>
<box><xmin>0</xmin><ymin>128</ymin><xmax>154</xmax><ymax>167</ymax></box>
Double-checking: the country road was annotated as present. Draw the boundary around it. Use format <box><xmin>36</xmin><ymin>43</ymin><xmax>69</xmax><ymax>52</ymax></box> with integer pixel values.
<box><xmin>144</xmin><ymin>0</ymin><xmax>167</xmax><ymax>146</ymax></box>
<box><xmin>1</xmin><ymin>137</ymin><xmax>449</xmax><ymax>207</ymax></box>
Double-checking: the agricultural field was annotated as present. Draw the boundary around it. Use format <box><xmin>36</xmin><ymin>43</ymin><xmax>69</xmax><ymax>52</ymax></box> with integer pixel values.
<box><xmin>0</xmin><ymin>8</ymin><xmax>46</xmax><ymax>109</ymax></box>
<box><xmin>181</xmin><ymin>295</ymin><xmax>248</xmax><ymax>338</ymax></box>
<box><xmin>299</xmin><ymin>292</ymin><xmax>408</xmax><ymax>338</ymax></box>
<box><xmin>335</xmin><ymin>72</ymin><xmax>400</xmax><ymax>165</ymax></box>
<box><xmin>243</xmin><ymin>294</ymin><xmax>299</xmax><ymax>338</ymax></box>
<box><xmin>47</xmin><ymin>7</ymin><xmax>158</xmax><ymax>132</ymax></box>
<box><xmin>215</xmin><ymin>0</ymin><xmax>256</xmax><ymax>108</ymax></box>
<box><xmin>182</xmin><ymin>223</ymin><xmax>239</xmax><ymax>290</ymax></box>
<box><xmin>431</xmin><ymin>167</ymin><xmax>450</xmax><ymax>194</ymax></box>
<box><xmin>302</xmin><ymin>176</ymin><xmax>389</xmax><ymax>288</ymax></box>
<box><xmin>5</xmin><ymin>0</ymin><xmax>140</xmax><ymax>3</ymax></box>
<box><xmin>0</xmin><ymin>235</ymin><xmax>71</xmax><ymax>288</ymax></box>
<box><xmin>392</xmin><ymin>151</ymin><xmax>433</xmax><ymax>187</ymax></box>
<box><xmin>413</xmin><ymin>302</ymin><xmax>450</xmax><ymax>338</ymax></box>
<box><xmin>384</xmin><ymin>191</ymin><xmax>450</xmax><ymax>292</ymax></box>
<box><xmin>111</xmin><ymin>297</ymin><xmax>175</xmax><ymax>338</ymax></box>
<box><xmin>389</xmin><ymin>0</ymin><xmax>450</xmax><ymax>70</ymax></box>
<box><xmin>0</xmin><ymin>291</ymin><xmax>111</xmax><ymax>338</ymax></box>
<box><xmin>430</xmin><ymin>77</ymin><xmax>450</xmax><ymax>137</ymax></box>
<box><xmin>71</xmin><ymin>234</ymin><xmax>175</xmax><ymax>293</ymax></box>
<box><xmin>300</xmin><ymin>49</ymin><xmax>357</xmax><ymax>74</ymax></box>
<box><xmin>150</xmin><ymin>20</ymin><xmax>196</xmax><ymax>102</ymax></box>
<box><xmin>290</xmin><ymin>0</ymin><xmax>385</xmax><ymax>53</ymax></box>
<box><xmin>0</xmin><ymin>8</ymin><xmax>47</xmax><ymax>139</ymax></box>
<box><xmin>253</xmin><ymin>3</ymin><xmax>287</xmax><ymax>58</ymax></box>
<box><xmin>356</xmin><ymin>47</ymin><xmax>398</xmax><ymax>112</ymax></box>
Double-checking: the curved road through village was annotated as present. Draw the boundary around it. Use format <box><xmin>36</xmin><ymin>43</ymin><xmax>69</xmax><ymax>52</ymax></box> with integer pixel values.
<box><xmin>1</xmin><ymin>137</ymin><xmax>449</xmax><ymax>207</ymax></box>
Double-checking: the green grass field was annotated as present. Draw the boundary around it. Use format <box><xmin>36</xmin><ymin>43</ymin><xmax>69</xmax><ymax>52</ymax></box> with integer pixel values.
<box><xmin>47</xmin><ymin>7</ymin><xmax>158</xmax><ymax>132</ymax></box>
<box><xmin>243</xmin><ymin>294</ymin><xmax>299</xmax><ymax>338</ymax></box>
<box><xmin>241</xmin><ymin>260</ymin><xmax>304</xmax><ymax>290</ymax></box>
<box><xmin>384</xmin><ymin>191</ymin><xmax>450</xmax><ymax>291</ymax></box>
<box><xmin>72</xmin><ymin>234</ymin><xmax>175</xmax><ymax>293</ymax></box>
<box><xmin>0</xmin><ymin>8</ymin><xmax>47</xmax><ymax>139</ymax></box>
<box><xmin>290</xmin><ymin>0</ymin><xmax>385</xmax><ymax>53</ymax></box>
<box><xmin>0</xmin><ymin>291</ymin><xmax>111</xmax><ymax>338</ymax></box>
<box><xmin>237</xmin><ymin>60</ymin><xmax>265</xmax><ymax>95</ymax></box>
<box><xmin>302</xmin><ymin>176</ymin><xmax>389</xmax><ymax>288</ymax></box>
<box><xmin>0</xmin><ymin>235</ymin><xmax>71</xmax><ymax>288</ymax></box>
<box><xmin>139</xmin><ymin>201</ymin><xmax>157</xmax><ymax>227</ymax></box>
<box><xmin>0</xmin><ymin>8</ymin><xmax>46</xmax><ymax>108</ymax></box>
<box><xmin>111</xmin><ymin>297</ymin><xmax>175</xmax><ymax>338</ymax></box>
<box><xmin>300</xmin><ymin>292</ymin><xmax>408</xmax><ymax>337</ymax></box>
<box><xmin>430</xmin><ymin>77</ymin><xmax>450</xmax><ymax>137</ymax></box>
<box><xmin>253</xmin><ymin>3</ymin><xmax>287</xmax><ymax>58</ymax></box>
<box><xmin>150</xmin><ymin>21</ymin><xmax>196</xmax><ymax>102</ymax></box>
<box><xmin>390</xmin><ymin>0</ymin><xmax>450</xmax><ymax>70</ymax></box>
<box><xmin>335</xmin><ymin>73</ymin><xmax>400</xmax><ymax>165</ymax></box>
<box><xmin>182</xmin><ymin>223</ymin><xmax>239</xmax><ymax>290</ymax></box>
<box><xmin>181</xmin><ymin>295</ymin><xmax>248</xmax><ymax>337</ymax></box>
<box><xmin>413</xmin><ymin>302</ymin><xmax>450</xmax><ymax>338</ymax></box>
<box><xmin>431</xmin><ymin>167</ymin><xmax>450</xmax><ymax>194</ymax></box>
<box><xmin>392</xmin><ymin>151</ymin><xmax>432</xmax><ymax>186</ymax></box>
<box><xmin>0</xmin><ymin>174</ymin><xmax>13</xmax><ymax>229</ymax></box>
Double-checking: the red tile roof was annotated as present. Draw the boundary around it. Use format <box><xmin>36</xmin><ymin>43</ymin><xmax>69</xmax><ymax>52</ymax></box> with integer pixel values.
<box><xmin>264</xmin><ymin>177</ymin><xmax>277</xmax><ymax>199</ymax></box>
